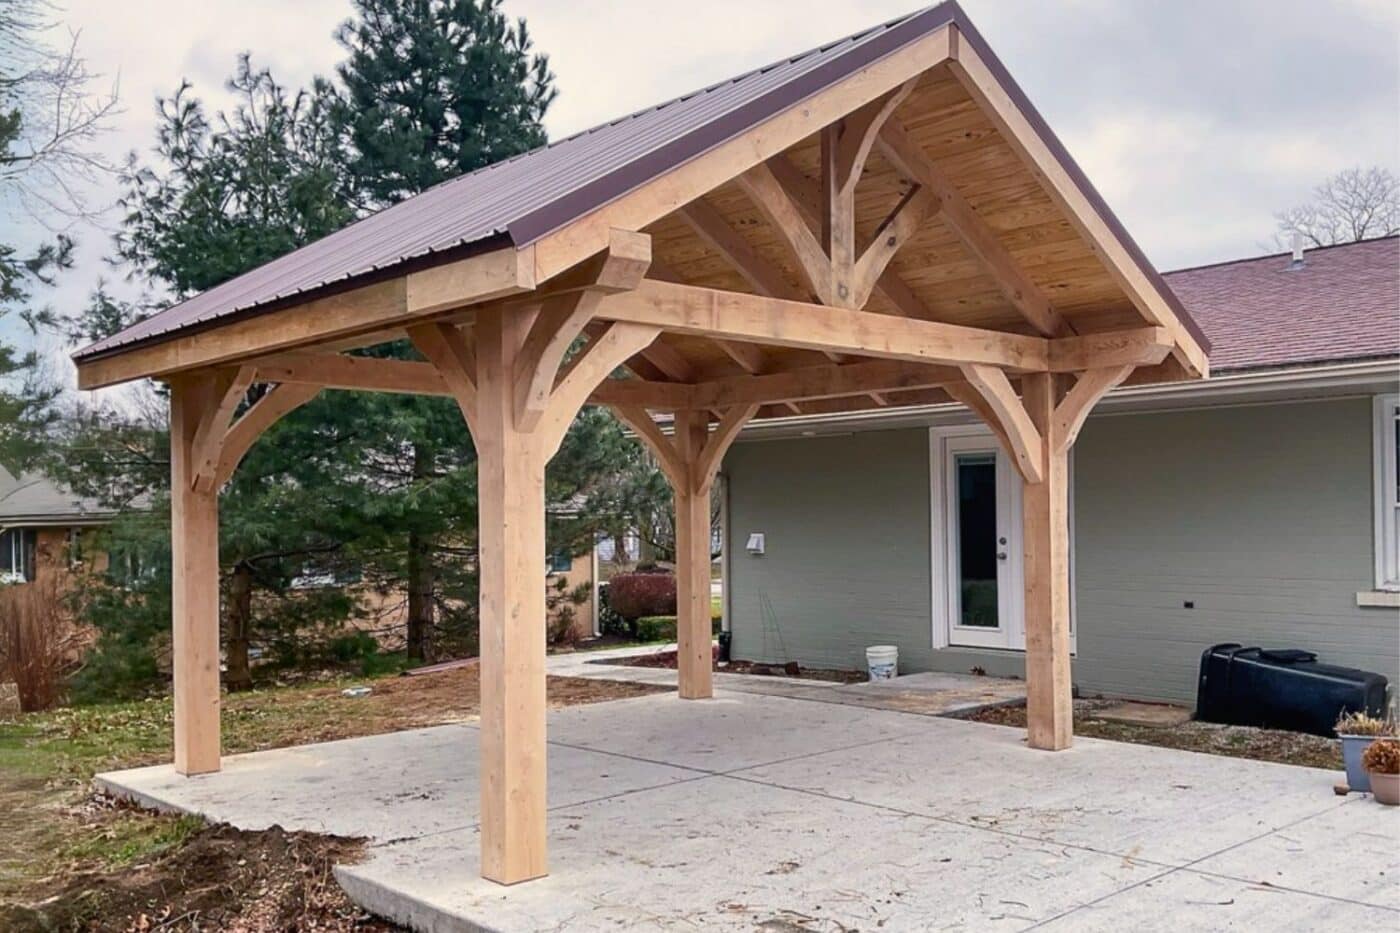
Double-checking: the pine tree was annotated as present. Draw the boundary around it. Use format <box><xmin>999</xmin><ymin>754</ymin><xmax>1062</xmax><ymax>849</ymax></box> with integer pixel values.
<box><xmin>327</xmin><ymin>0</ymin><xmax>556</xmax><ymax>660</ymax></box>
<box><xmin>63</xmin><ymin>59</ymin><xmax>367</xmax><ymax>693</ymax></box>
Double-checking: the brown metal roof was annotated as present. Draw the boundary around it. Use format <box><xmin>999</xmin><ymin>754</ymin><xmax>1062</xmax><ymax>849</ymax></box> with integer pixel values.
<box><xmin>1163</xmin><ymin>235</ymin><xmax>1399</xmax><ymax>373</ymax></box>
<box><xmin>76</xmin><ymin>1</ymin><xmax>1206</xmax><ymax>363</ymax></box>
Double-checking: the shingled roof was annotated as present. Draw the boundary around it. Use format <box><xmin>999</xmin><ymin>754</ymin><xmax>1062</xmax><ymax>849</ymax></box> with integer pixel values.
<box><xmin>1163</xmin><ymin>236</ymin><xmax>1399</xmax><ymax>374</ymax></box>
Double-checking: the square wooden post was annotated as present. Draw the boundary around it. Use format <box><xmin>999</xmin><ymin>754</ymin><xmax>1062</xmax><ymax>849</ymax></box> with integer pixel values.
<box><xmin>1020</xmin><ymin>373</ymin><xmax>1073</xmax><ymax>750</ymax></box>
<box><xmin>474</xmin><ymin>306</ymin><xmax>549</xmax><ymax>884</ymax></box>
<box><xmin>673</xmin><ymin>410</ymin><xmax>713</xmax><ymax>700</ymax></box>
<box><xmin>169</xmin><ymin>376</ymin><xmax>222</xmax><ymax>775</ymax></box>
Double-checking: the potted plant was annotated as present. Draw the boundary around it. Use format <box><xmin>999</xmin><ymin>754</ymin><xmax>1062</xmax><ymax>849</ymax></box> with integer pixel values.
<box><xmin>1362</xmin><ymin>739</ymin><xmax>1400</xmax><ymax>805</ymax></box>
<box><xmin>1336</xmin><ymin>711</ymin><xmax>1396</xmax><ymax>793</ymax></box>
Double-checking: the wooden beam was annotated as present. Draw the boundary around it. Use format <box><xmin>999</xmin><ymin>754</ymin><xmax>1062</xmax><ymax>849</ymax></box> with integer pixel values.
<box><xmin>957</xmin><ymin>363</ymin><xmax>1044</xmax><ymax>484</ymax></box>
<box><xmin>408</xmin><ymin>322</ymin><xmax>480</xmax><ymax>432</ymax></box>
<box><xmin>516</xmin><ymin>230</ymin><xmax>651</xmax><ymax>431</ymax></box>
<box><xmin>945</xmin><ymin>27</ymin><xmax>1207</xmax><ymax>376</ymax></box>
<box><xmin>692</xmin><ymin>404</ymin><xmax>760</xmax><ymax>495</ymax></box>
<box><xmin>168</xmin><ymin>374</ymin><xmax>223</xmax><ymax>776</ymax></box>
<box><xmin>214</xmin><ymin>383</ymin><xmax>321</xmax><ymax>487</ymax></box>
<box><xmin>833</xmin><ymin>81</ymin><xmax>917</xmax><ymax>192</ymax></box>
<box><xmin>678</xmin><ymin>197</ymin><xmax>804</xmax><ymax>301</ymax></box>
<box><xmin>850</xmin><ymin>186</ymin><xmax>939</xmax><ymax>309</ymax></box>
<box><xmin>1051</xmin><ymin>365</ymin><xmax>1134</xmax><ymax>455</ymax></box>
<box><xmin>76</xmin><ymin>246</ymin><xmax>536</xmax><ymax>390</ymax></box>
<box><xmin>765</xmin><ymin>154</ymin><xmax>936</xmax><ymax>319</ymax></box>
<box><xmin>1048</xmin><ymin>327</ymin><xmax>1172</xmax><ymax>371</ymax></box>
<box><xmin>189</xmin><ymin>366</ymin><xmax>255</xmax><ymax>493</ymax></box>
<box><xmin>610</xmin><ymin>405</ymin><xmax>686</xmax><ymax>487</ymax></box>
<box><xmin>688</xmin><ymin>359</ymin><xmax>961</xmax><ymax>409</ymax></box>
<box><xmin>735</xmin><ymin>163</ymin><xmax>833</xmax><ymax>304</ymax></box>
<box><xmin>1020</xmin><ymin>371</ymin><xmax>1073</xmax><ymax>750</ymax></box>
<box><xmin>877</xmin><ymin>119</ymin><xmax>1069</xmax><ymax>338</ymax></box>
<box><xmin>538</xmin><ymin>322</ymin><xmax>662</xmax><ymax>454</ymax></box>
<box><xmin>594</xmin><ymin>279</ymin><xmax>1048</xmax><ymax>370</ymax></box>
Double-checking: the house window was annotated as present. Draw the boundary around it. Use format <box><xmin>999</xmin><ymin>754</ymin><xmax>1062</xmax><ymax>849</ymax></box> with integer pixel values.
<box><xmin>68</xmin><ymin>528</ymin><xmax>84</xmax><ymax>569</ymax></box>
<box><xmin>1375</xmin><ymin>394</ymin><xmax>1400</xmax><ymax>590</ymax></box>
<box><xmin>547</xmin><ymin>551</ymin><xmax>573</xmax><ymax>574</ymax></box>
<box><xmin>0</xmin><ymin>528</ymin><xmax>37</xmax><ymax>583</ymax></box>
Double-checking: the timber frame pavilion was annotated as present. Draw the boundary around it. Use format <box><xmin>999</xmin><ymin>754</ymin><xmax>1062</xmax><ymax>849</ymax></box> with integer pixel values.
<box><xmin>73</xmin><ymin>2</ymin><xmax>1209</xmax><ymax>886</ymax></box>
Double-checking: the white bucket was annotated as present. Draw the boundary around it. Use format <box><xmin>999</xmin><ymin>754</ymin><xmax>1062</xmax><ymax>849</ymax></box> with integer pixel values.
<box><xmin>866</xmin><ymin>644</ymin><xmax>898</xmax><ymax>681</ymax></box>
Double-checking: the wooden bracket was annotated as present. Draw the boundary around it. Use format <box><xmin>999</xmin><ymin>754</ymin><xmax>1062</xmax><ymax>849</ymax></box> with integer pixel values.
<box><xmin>514</xmin><ymin>229</ymin><xmax>651</xmax><ymax>432</ymax></box>
<box><xmin>408</xmin><ymin>321</ymin><xmax>480</xmax><ymax>433</ymax></box>
<box><xmin>610</xmin><ymin>404</ymin><xmax>759</xmax><ymax>496</ymax></box>
<box><xmin>953</xmin><ymin>363</ymin><xmax>1137</xmax><ymax>484</ymax></box>
<box><xmin>214</xmin><ymin>383</ymin><xmax>321</xmax><ymax>488</ymax></box>
<box><xmin>189</xmin><ymin>366</ymin><xmax>256</xmax><ymax>494</ymax></box>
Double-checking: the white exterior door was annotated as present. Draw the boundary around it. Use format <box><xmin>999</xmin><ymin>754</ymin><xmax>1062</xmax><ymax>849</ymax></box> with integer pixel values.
<box><xmin>936</xmin><ymin>430</ymin><xmax>1024</xmax><ymax>649</ymax></box>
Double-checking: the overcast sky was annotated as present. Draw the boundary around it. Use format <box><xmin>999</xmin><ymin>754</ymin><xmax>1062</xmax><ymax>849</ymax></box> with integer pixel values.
<box><xmin>7</xmin><ymin>0</ymin><xmax>1399</xmax><ymax>389</ymax></box>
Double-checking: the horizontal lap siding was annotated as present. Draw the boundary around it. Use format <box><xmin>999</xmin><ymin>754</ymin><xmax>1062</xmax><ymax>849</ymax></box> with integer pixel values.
<box><xmin>1073</xmin><ymin>397</ymin><xmax>1397</xmax><ymax>703</ymax></box>
<box><xmin>725</xmin><ymin>430</ymin><xmax>932</xmax><ymax>672</ymax></box>
<box><xmin>725</xmin><ymin>397</ymin><xmax>1399</xmax><ymax>702</ymax></box>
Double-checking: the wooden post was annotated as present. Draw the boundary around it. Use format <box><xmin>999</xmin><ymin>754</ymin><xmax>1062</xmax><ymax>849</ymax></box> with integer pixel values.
<box><xmin>169</xmin><ymin>376</ymin><xmax>222</xmax><ymax>775</ymax></box>
<box><xmin>673</xmin><ymin>410</ymin><xmax>713</xmax><ymax>700</ymax></box>
<box><xmin>1020</xmin><ymin>372</ymin><xmax>1073</xmax><ymax>750</ymax></box>
<box><xmin>474</xmin><ymin>305</ymin><xmax>549</xmax><ymax>885</ymax></box>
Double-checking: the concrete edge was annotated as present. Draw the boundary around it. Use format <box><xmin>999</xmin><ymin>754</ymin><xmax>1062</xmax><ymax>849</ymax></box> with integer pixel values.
<box><xmin>93</xmin><ymin>773</ymin><xmax>192</xmax><ymax>815</ymax></box>
<box><xmin>335</xmin><ymin>859</ymin><xmax>490</xmax><ymax>933</ymax></box>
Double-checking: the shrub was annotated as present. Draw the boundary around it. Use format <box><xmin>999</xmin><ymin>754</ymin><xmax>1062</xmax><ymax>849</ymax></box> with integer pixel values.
<box><xmin>635</xmin><ymin>616</ymin><xmax>677</xmax><ymax>642</ymax></box>
<box><xmin>0</xmin><ymin>580</ymin><xmax>80</xmax><ymax>712</ymax></box>
<box><xmin>607</xmin><ymin>572</ymin><xmax>676</xmax><ymax>622</ymax></box>
<box><xmin>1336</xmin><ymin>710</ymin><xmax>1397</xmax><ymax>736</ymax></box>
<box><xmin>1363</xmin><ymin>738</ymin><xmax>1400</xmax><ymax>775</ymax></box>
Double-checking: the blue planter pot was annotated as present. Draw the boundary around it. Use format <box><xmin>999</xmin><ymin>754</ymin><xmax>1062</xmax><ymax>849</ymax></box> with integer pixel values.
<box><xmin>1340</xmin><ymin>734</ymin><xmax>1376</xmax><ymax>792</ymax></box>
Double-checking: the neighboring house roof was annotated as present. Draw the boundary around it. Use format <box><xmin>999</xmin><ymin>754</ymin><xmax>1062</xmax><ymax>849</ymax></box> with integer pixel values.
<box><xmin>74</xmin><ymin>1</ymin><xmax>1205</xmax><ymax>363</ymax></box>
<box><xmin>1163</xmin><ymin>236</ymin><xmax>1399</xmax><ymax>374</ymax></box>
<box><xmin>0</xmin><ymin>465</ymin><xmax>118</xmax><ymax>528</ymax></box>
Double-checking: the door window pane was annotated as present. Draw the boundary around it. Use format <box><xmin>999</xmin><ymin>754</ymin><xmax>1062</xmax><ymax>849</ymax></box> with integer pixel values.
<box><xmin>955</xmin><ymin>454</ymin><xmax>998</xmax><ymax>627</ymax></box>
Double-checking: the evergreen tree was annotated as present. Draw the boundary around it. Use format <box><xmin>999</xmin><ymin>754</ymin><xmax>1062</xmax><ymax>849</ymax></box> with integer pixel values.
<box><xmin>63</xmin><ymin>59</ymin><xmax>366</xmax><ymax>692</ymax></box>
<box><xmin>325</xmin><ymin>0</ymin><xmax>556</xmax><ymax>660</ymax></box>
<box><xmin>330</xmin><ymin>0</ymin><xmax>554</xmax><ymax>206</ymax></box>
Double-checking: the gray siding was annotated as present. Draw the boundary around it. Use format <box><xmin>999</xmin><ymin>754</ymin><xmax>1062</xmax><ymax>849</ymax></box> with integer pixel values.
<box><xmin>725</xmin><ymin>397</ymin><xmax>1400</xmax><ymax>703</ymax></box>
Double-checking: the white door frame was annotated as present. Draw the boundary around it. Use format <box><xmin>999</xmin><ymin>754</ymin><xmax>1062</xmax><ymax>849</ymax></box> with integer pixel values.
<box><xmin>929</xmin><ymin>423</ymin><xmax>1076</xmax><ymax>652</ymax></box>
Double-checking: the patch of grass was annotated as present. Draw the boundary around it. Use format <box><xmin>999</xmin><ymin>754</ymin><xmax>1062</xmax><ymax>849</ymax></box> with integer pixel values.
<box><xmin>60</xmin><ymin>811</ymin><xmax>204</xmax><ymax>869</ymax></box>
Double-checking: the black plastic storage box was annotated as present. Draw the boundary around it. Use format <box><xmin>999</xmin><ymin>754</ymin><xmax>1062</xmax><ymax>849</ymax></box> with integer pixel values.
<box><xmin>1196</xmin><ymin>643</ymin><xmax>1389</xmax><ymax>737</ymax></box>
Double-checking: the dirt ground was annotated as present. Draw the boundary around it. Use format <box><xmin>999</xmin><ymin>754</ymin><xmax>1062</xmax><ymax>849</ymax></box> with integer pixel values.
<box><xmin>619</xmin><ymin>649</ymin><xmax>866</xmax><ymax>684</ymax></box>
<box><xmin>0</xmin><ymin>669</ymin><xmax>666</xmax><ymax>931</ymax></box>
<box><xmin>969</xmin><ymin>697</ymin><xmax>1344</xmax><ymax>770</ymax></box>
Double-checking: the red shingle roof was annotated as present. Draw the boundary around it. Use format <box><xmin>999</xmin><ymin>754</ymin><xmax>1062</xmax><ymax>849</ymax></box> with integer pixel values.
<box><xmin>1163</xmin><ymin>236</ymin><xmax>1399</xmax><ymax>374</ymax></box>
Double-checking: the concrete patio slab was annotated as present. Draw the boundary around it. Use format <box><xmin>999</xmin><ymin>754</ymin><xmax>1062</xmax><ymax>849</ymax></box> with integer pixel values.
<box><xmin>1036</xmin><ymin>865</ymin><xmax>1398</xmax><ymax>932</ymax></box>
<box><xmin>737</xmin><ymin>718</ymin><xmax>1364</xmax><ymax>865</ymax></box>
<box><xmin>96</xmin><ymin>688</ymin><xmax>1400</xmax><ymax>932</ymax></box>
<box><xmin>828</xmin><ymin>670</ymin><xmax>1027</xmax><ymax>716</ymax></box>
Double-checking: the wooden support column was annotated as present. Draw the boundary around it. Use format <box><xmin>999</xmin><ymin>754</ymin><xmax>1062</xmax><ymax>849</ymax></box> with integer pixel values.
<box><xmin>672</xmin><ymin>410</ymin><xmax>713</xmax><ymax>699</ymax></box>
<box><xmin>169</xmin><ymin>375</ymin><xmax>224</xmax><ymax>775</ymax></box>
<box><xmin>1020</xmin><ymin>372</ymin><xmax>1073</xmax><ymax>750</ymax></box>
<box><xmin>474</xmin><ymin>304</ymin><xmax>550</xmax><ymax>884</ymax></box>
<box><xmin>612</xmin><ymin>404</ymin><xmax>757</xmax><ymax>699</ymax></box>
<box><xmin>955</xmin><ymin>365</ymin><xmax>1133</xmax><ymax>751</ymax></box>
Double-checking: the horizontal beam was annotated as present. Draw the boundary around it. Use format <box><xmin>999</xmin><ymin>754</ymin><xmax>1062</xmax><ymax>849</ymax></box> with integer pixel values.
<box><xmin>75</xmin><ymin>245</ymin><xmax>537</xmax><ymax>390</ymax></box>
<box><xmin>594</xmin><ymin>279</ymin><xmax>1049</xmax><ymax>371</ymax></box>
<box><xmin>250</xmin><ymin>350</ymin><xmax>692</xmax><ymax>410</ymax></box>
<box><xmin>1047</xmin><ymin>327</ymin><xmax>1172</xmax><ymax>371</ymax></box>
<box><xmin>688</xmin><ymin>359</ymin><xmax>962</xmax><ymax>409</ymax></box>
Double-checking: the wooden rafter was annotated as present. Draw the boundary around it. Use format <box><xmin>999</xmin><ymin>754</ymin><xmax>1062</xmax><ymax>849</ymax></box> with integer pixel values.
<box><xmin>877</xmin><ymin>118</ymin><xmax>1069</xmax><ymax>338</ymax></box>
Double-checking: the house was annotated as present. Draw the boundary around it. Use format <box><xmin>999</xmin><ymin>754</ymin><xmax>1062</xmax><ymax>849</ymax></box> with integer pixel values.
<box><xmin>724</xmin><ymin>236</ymin><xmax>1400</xmax><ymax>703</ymax></box>
<box><xmin>0</xmin><ymin>465</ymin><xmax>115</xmax><ymax>585</ymax></box>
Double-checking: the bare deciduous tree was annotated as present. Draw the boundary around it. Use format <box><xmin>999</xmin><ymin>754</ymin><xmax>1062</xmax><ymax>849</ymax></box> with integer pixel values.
<box><xmin>0</xmin><ymin>0</ymin><xmax>119</xmax><ymax>222</ymax></box>
<box><xmin>1273</xmin><ymin>166</ymin><xmax>1400</xmax><ymax>249</ymax></box>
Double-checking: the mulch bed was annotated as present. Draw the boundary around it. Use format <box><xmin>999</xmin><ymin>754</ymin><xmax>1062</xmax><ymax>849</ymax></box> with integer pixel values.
<box><xmin>969</xmin><ymin>697</ymin><xmax>1343</xmax><ymax>770</ymax></box>
<box><xmin>617</xmin><ymin>649</ymin><xmax>866</xmax><ymax>684</ymax></box>
<box><xmin>1</xmin><ymin>818</ymin><xmax>395</xmax><ymax>932</ymax></box>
